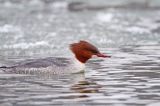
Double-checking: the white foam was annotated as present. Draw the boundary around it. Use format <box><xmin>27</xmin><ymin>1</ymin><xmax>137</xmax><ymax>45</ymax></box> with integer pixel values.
<box><xmin>51</xmin><ymin>1</ymin><xmax>68</xmax><ymax>9</ymax></box>
<box><xmin>125</xmin><ymin>26</ymin><xmax>150</xmax><ymax>34</ymax></box>
<box><xmin>2</xmin><ymin>41</ymin><xmax>49</xmax><ymax>49</ymax></box>
<box><xmin>0</xmin><ymin>24</ymin><xmax>20</xmax><ymax>33</ymax></box>
<box><xmin>96</xmin><ymin>12</ymin><xmax>113</xmax><ymax>23</ymax></box>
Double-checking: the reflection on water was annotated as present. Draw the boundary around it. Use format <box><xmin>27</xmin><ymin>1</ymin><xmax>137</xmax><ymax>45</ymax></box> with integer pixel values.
<box><xmin>0</xmin><ymin>45</ymin><xmax>160</xmax><ymax>106</ymax></box>
<box><xmin>0</xmin><ymin>72</ymin><xmax>102</xmax><ymax>105</ymax></box>
<box><xmin>71</xmin><ymin>80</ymin><xmax>102</xmax><ymax>93</ymax></box>
<box><xmin>0</xmin><ymin>33</ymin><xmax>160</xmax><ymax>106</ymax></box>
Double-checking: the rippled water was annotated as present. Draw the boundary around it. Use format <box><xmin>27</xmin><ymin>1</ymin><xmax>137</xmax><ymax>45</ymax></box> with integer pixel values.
<box><xmin>0</xmin><ymin>0</ymin><xmax>160</xmax><ymax>106</ymax></box>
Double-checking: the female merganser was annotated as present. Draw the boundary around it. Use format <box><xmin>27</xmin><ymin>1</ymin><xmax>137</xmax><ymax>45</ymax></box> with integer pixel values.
<box><xmin>0</xmin><ymin>40</ymin><xmax>110</xmax><ymax>74</ymax></box>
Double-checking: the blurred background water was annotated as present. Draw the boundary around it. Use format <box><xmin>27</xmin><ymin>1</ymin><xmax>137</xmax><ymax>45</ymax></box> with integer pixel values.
<box><xmin>0</xmin><ymin>0</ymin><xmax>160</xmax><ymax>106</ymax></box>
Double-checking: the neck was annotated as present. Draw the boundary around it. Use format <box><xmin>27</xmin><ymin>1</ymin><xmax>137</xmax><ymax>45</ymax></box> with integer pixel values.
<box><xmin>75</xmin><ymin>55</ymin><xmax>90</xmax><ymax>63</ymax></box>
<box><xmin>72</xmin><ymin>55</ymin><xmax>85</xmax><ymax>72</ymax></box>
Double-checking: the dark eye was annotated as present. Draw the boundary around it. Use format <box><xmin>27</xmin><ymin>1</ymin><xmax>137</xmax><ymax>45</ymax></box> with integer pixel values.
<box><xmin>92</xmin><ymin>50</ymin><xmax>99</xmax><ymax>54</ymax></box>
<box><xmin>84</xmin><ymin>48</ymin><xmax>99</xmax><ymax>54</ymax></box>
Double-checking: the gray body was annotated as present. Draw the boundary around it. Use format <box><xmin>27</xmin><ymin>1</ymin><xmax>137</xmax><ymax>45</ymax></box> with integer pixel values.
<box><xmin>0</xmin><ymin>57</ymin><xmax>85</xmax><ymax>75</ymax></box>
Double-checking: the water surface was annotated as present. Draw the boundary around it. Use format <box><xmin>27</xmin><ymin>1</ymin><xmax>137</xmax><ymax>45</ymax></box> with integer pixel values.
<box><xmin>0</xmin><ymin>0</ymin><xmax>160</xmax><ymax>106</ymax></box>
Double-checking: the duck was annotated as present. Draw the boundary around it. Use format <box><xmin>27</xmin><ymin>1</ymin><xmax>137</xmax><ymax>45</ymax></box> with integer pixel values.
<box><xmin>0</xmin><ymin>40</ymin><xmax>110</xmax><ymax>74</ymax></box>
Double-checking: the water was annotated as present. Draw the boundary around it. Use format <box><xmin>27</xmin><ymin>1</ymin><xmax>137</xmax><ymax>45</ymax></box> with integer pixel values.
<box><xmin>0</xmin><ymin>0</ymin><xmax>160</xmax><ymax>106</ymax></box>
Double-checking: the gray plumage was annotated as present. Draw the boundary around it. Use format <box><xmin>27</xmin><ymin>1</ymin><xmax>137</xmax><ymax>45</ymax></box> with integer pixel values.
<box><xmin>0</xmin><ymin>57</ymin><xmax>81</xmax><ymax>75</ymax></box>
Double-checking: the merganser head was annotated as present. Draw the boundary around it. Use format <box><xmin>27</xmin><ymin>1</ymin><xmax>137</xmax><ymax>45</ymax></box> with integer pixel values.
<box><xmin>70</xmin><ymin>40</ymin><xmax>110</xmax><ymax>63</ymax></box>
